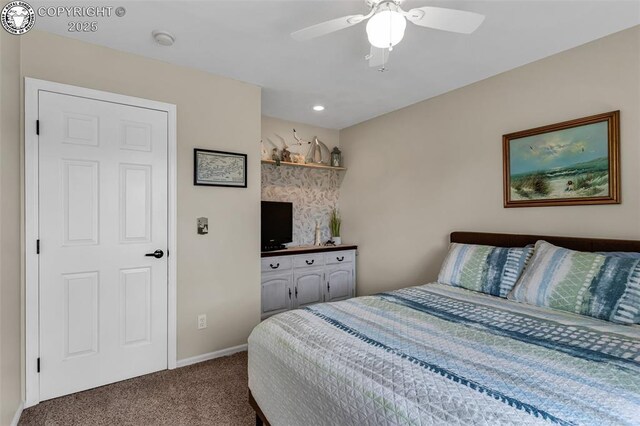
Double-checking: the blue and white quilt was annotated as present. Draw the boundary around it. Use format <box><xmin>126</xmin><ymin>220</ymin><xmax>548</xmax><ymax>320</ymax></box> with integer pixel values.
<box><xmin>248</xmin><ymin>283</ymin><xmax>640</xmax><ymax>425</ymax></box>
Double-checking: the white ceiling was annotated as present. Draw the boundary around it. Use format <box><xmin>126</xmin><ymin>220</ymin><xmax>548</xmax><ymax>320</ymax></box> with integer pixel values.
<box><xmin>31</xmin><ymin>1</ymin><xmax>640</xmax><ymax>129</ymax></box>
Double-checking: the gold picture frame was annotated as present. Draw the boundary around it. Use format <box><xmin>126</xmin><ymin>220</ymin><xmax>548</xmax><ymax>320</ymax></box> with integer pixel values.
<box><xmin>503</xmin><ymin>111</ymin><xmax>620</xmax><ymax>208</ymax></box>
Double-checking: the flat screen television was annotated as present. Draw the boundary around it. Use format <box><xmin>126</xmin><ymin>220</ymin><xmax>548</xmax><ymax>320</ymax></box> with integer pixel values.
<box><xmin>261</xmin><ymin>201</ymin><xmax>293</xmax><ymax>251</ymax></box>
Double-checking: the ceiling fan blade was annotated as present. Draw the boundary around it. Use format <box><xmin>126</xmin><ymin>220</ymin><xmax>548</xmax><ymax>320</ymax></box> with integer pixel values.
<box><xmin>406</xmin><ymin>7</ymin><xmax>485</xmax><ymax>34</ymax></box>
<box><xmin>368</xmin><ymin>46</ymin><xmax>389</xmax><ymax>68</ymax></box>
<box><xmin>291</xmin><ymin>15</ymin><xmax>365</xmax><ymax>41</ymax></box>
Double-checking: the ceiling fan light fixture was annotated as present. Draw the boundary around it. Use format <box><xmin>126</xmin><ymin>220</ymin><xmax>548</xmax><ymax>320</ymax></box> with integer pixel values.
<box><xmin>366</xmin><ymin>5</ymin><xmax>406</xmax><ymax>49</ymax></box>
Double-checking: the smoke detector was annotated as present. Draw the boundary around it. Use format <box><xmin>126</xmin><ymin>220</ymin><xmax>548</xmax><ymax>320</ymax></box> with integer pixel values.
<box><xmin>152</xmin><ymin>30</ymin><xmax>175</xmax><ymax>46</ymax></box>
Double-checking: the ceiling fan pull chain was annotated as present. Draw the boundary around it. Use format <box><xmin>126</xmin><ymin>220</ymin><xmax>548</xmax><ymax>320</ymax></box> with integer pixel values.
<box><xmin>388</xmin><ymin>6</ymin><xmax>393</xmax><ymax>51</ymax></box>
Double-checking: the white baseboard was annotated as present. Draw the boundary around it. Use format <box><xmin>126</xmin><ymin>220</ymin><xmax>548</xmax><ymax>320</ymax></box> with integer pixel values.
<box><xmin>176</xmin><ymin>344</ymin><xmax>248</xmax><ymax>368</ymax></box>
<box><xmin>11</xmin><ymin>401</ymin><xmax>24</xmax><ymax>426</ymax></box>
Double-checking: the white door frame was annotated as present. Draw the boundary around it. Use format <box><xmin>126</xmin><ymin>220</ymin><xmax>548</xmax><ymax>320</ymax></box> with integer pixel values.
<box><xmin>24</xmin><ymin>78</ymin><xmax>178</xmax><ymax>407</ymax></box>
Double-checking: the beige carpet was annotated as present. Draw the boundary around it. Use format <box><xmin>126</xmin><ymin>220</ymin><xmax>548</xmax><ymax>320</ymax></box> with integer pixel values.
<box><xmin>19</xmin><ymin>351</ymin><xmax>254</xmax><ymax>426</ymax></box>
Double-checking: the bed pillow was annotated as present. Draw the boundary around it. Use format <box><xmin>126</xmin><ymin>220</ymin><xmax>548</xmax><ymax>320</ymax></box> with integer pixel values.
<box><xmin>509</xmin><ymin>240</ymin><xmax>640</xmax><ymax>324</ymax></box>
<box><xmin>438</xmin><ymin>243</ymin><xmax>533</xmax><ymax>298</ymax></box>
<box><xmin>597</xmin><ymin>251</ymin><xmax>640</xmax><ymax>259</ymax></box>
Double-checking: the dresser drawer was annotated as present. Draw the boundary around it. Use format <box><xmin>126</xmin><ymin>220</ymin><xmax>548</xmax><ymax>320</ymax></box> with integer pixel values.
<box><xmin>261</xmin><ymin>257</ymin><xmax>293</xmax><ymax>272</ymax></box>
<box><xmin>325</xmin><ymin>250</ymin><xmax>354</xmax><ymax>265</ymax></box>
<box><xmin>293</xmin><ymin>253</ymin><xmax>325</xmax><ymax>269</ymax></box>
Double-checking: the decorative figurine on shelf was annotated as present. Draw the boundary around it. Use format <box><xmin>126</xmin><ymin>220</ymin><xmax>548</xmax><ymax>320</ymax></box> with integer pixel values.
<box><xmin>292</xmin><ymin>153</ymin><xmax>306</xmax><ymax>164</ymax></box>
<box><xmin>314</xmin><ymin>221</ymin><xmax>322</xmax><ymax>247</ymax></box>
<box><xmin>293</xmin><ymin>129</ymin><xmax>311</xmax><ymax>147</ymax></box>
<box><xmin>271</xmin><ymin>148</ymin><xmax>281</xmax><ymax>166</ymax></box>
<box><xmin>260</xmin><ymin>139</ymin><xmax>269</xmax><ymax>161</ymax></box>
<box><xmin>307</xmin><ymin>136</ymin><xmax>328</xmax><ymax>164</ymax></box>
<box><xmin>281</xmin><ymin>147</ymin><xmax>292</xmax><ymax>163</ymax></box>
<box><xmin>331</xmin><ymin>147</ymin><xmax>342</xmax><ymax>168</ymax></box>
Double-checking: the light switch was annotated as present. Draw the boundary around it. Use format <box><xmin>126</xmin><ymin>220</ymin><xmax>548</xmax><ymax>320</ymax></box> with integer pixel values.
<box><xmin>197</xmin><ymin>217</ymin><xmax>208</xmax><ymax>235</ymax></box>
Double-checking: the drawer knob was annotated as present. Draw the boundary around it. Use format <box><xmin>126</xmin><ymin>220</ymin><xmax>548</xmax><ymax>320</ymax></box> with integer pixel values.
<box><xmin>305</xmin><ymin>259</ymin><xmax>315</xmax><ymax>265</ymax></box>
<box><xmin>336</xmin><ymin>256</ymin><xmax>344</xmax><ymax>262</ymax></box>
<box><xmin>270</xmin><ymin>263</ymin><xmax>280</xmax><ymax>269</ymax></box>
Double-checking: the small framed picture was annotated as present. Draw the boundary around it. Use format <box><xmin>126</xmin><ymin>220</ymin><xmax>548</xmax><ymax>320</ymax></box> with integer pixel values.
<box><xmin>503</xmin><ymin>111</ymin><xmax>620</xmax><ymax>208</ymax></box>
<box><xmin>194</xmin><ymin>149</ymin><xmax>247</xmax><ymax>188</ymax></box>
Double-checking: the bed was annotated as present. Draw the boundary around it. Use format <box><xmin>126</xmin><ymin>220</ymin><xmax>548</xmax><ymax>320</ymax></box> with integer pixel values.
<box><xmin>247</xmin><ymin>232</ymin><xmax>640</xmax><ymax>425</ymax></box>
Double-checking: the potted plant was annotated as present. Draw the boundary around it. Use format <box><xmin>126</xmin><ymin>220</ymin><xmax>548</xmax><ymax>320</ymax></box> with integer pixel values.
<box><xmin>329</xmin><ymin>208</ymin><xmax>341</xmax><ymax>245</ymax></box>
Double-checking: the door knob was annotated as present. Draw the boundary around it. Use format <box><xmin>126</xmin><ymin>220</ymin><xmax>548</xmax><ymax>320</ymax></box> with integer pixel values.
<box><xmin>145</xmin><ymin>249</ymin><xmax>164</xmax><ymax>259</ymax></box>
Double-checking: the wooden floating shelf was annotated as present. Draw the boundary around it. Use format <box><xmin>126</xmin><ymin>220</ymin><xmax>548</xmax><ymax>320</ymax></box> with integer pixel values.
<box><xmin>261</xmin><ymin>160</ymin><xmax>346</xmax><ymax>171</ymax></box>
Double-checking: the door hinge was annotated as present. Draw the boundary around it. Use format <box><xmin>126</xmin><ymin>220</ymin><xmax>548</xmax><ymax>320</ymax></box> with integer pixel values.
<box><xmin>36</xmin><ymin>120</ymin><xmax>39</xmax><ymax>135</ymax></box>
<box><xmin>36</xmin><ymin>239</ymin><xmax>40</xmax><ymax>254</ymax></box>
<box><xmin>37</xmin><ymin>357</ymin><xmax>40</xmax><ymax>373</ymax></box>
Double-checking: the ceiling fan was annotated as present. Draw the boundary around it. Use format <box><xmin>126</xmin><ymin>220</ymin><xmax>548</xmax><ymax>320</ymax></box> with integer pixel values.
<box><xmin>291</xmin><ymin>0</ymin><xmax>485</xmax><ymax>70</ymax></box>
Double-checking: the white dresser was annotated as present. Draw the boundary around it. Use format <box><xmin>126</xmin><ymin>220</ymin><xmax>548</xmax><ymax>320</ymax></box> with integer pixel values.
<box><xmin>261</xmin><ymin>246</ymin><xmax>357</xmax><ymax>319</ymax></box>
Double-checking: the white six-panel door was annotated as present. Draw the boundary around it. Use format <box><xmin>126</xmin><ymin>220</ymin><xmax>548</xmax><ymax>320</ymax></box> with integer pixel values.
<box><xmin>38</xmin><ymin>91</ymin><xmax>169</xmax><ymax>401</ymax></box>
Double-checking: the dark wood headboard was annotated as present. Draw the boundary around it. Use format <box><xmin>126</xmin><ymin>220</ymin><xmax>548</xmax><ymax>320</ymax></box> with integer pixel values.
<box><xmin>451</xmin><ymin>232</ymin><xmax>640</xmax><ymax>253</ymax></box>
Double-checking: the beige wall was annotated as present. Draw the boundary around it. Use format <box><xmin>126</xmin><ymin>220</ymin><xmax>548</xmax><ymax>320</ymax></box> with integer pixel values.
<box><xmin>0</xmin><ymin>31</ymin><xmax>23</xmax><ymax>426</ymax></box>
<box><xmin>20</xmin><ymin>31</ymin><xmax>262</xmax><ymax>361</ymax></box>
<box><xmin>339</xmin><ymin>26</ymin><xmax>640</xmax><ymax>296</ymax></box>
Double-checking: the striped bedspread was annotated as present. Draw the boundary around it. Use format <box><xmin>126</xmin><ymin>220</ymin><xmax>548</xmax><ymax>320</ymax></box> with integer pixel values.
<box><xmin>248</xmin><ymin>283</ymin><xmax>640</xmax><ymax>425</ymax></box>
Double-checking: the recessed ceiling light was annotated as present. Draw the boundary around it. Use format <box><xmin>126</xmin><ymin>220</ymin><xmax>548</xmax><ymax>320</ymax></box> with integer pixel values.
<box><xmin>152</xmin><ymin>30</ymin><xmax>175</xmax><ymax>46</ymax></box>
<box><xmin>313</xmin><ymin>105</ymin><xmax>325</xmax><ymax>112</ymax></box>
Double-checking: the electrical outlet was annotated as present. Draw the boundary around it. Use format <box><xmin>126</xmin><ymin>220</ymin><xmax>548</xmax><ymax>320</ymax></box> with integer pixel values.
<box><xmin>197</xmin><ymin>314</ymin><xmax>207</xmax><ymax>330</ymax></box>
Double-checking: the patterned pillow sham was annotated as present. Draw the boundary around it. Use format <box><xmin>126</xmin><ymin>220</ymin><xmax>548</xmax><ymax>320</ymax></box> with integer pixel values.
<box><xmin>438</xmin><ymin>243</ymin><xmax>533</xmax><ymax>298</ymax></box>
<box><xmin>509</xmin><ymin>240</ymin><xmax>640</xmax><ymax>324</ymax></box>
<box><xmin>597</xmin><ymin>251</ymin><xmax>640</xmax><ymax>259</ymax></box>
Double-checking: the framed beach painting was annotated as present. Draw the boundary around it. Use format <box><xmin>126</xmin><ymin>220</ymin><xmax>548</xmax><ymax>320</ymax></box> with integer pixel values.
<box><xmin>503</xmin><ymin>111</ymin><xmax>620</xmax><ymax>208</ymax></box>
<box><xmin>194</xmin><ymin>149</ymin><xmax>247</xmax><ymax>188</ymax></box>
